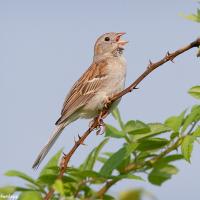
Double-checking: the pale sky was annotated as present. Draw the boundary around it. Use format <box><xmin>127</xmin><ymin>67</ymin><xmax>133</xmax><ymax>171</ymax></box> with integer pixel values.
<box><xmin>1</xmin><ymin>1</ymin><xmax>200</xmax><ymax>199</ymax></box>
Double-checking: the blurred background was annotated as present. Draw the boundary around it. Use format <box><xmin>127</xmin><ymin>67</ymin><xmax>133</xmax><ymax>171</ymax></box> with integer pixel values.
<box><xmin>1</xmin><ymin>0</ymin><xmax>200</xmax><ymax>199</ymax></box>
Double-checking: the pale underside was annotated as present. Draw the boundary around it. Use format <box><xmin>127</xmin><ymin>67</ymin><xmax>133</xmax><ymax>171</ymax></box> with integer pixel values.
<box><xmin>56</xmin><ymin>55</ymin><xmax>126</xmax><ymax>126</ymax></box>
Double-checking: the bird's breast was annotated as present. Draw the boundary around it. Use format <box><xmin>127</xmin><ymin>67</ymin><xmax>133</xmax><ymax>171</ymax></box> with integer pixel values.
<box><xmin>106</xmin><ymin>55</ymin><xmax>127</xmax><ymax>90</ymax></box>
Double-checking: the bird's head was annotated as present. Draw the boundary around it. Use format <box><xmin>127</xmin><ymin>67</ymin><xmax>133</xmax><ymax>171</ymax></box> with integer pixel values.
<box><xmin>94</xmin><ymin>32</ymin><xmax>128</xmax><ymax>57</ymax></box>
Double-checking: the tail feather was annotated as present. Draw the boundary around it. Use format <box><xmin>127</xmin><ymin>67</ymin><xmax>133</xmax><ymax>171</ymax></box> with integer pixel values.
<box><xmin>32</xmin><ymin>125</ymin><xmax>65</xmax><ymax>169</ymax></box>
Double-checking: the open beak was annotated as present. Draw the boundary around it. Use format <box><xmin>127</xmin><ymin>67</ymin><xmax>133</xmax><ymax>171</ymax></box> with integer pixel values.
<box><xmin>115</xmin><ymin>32</ymin><xmax>128</xmax><ymax>46</ymax></box>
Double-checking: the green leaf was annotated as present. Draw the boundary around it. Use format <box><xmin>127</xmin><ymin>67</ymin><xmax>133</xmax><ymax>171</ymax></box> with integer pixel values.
<box><xmin>170</xmin><ymin>131</ymin><xmax>179</xmax><ymax>140</ymax></box>
<box><xmin>124</xmin><ymin>120</ymin><xmax>150</xmax><ymax>135</ymax></box>
<box><xmin>15</xmin><ymin>187</ymin><xmax>35</xmax><ymax>192</ymax></box>
<box><xmin>181</xmin><ymin>135</ymin><xmax>195</xmax><ymax>162</ymax></box>
<box><xmin>103</xmin><ymin>152</ymin><xmax>113</xmax><ymax>157</ymax></box>
<box><xmin>70</xmin><ymin>169</ymin><xmax>106</xmax><ymax>179</ymax></box>
<box><xmin>183</xmin><ymin>14</ymin><xmax>200</xmax><ymax>22</ymax></box>
<box><xmin>120</xmin><ymin>189</ymin><xmax>142</xmax><ymax>200</ymax></box>
<box><xmin>111</xmin><ymin>107</ymin><xmax>124</xmax><ymax>129</ymax></box>
<box><xmin>105</xmin><ymin>124</ymin><xmax>124</xmax><ymax>138</ymax></box>
<box><xmin>193</xmin><ymin>126</ymin><xmax>200</xmax><ymax>137</ymax></box>
<box><xmin>5</xmin><ymin>170</ymin><xmax>39</xmax><ymax>188</ymax></box>
<box><xmin>81</xmin><ymin>138</ymin><xmax>109</xmax><ymax>170</ymax></box>
<box><xmin>100</xmin><ymin>143</ymin><xmax>138</xmax><ymax>176</ymax></box>
<box><xmin>38</xmin><ymin>174</ymin><xmax>75</xmax><ymax>185</ymax></box>
<box><xmin>165</xmin><ymin>111</ymin><xmax>186</xmax><ymax>132</ymax></box>
<box><xmin>53</xmin><ymin>179</ymin><xmax>64</xmax><ymax>196</ymax></box>
<box><xmin>134</xmin><ymin>123</ymin><xmax>171</xmax><ymax>141</ymax></box>
<box><xmin>182</xmin><ymin>105</ymin><xmax>200</xmax><ymax>132</ymax></box>
<box><xmin>137</xmin><ymin>138</ymin><xmax>169</xmax><ymax>151</ymax></box>
<box><xmin>18</xmin><ymin>191</ymin><xmax>42</xmax><ymax>200</ymax></box>
<box><xmin>137</xmin><ymin>152</ymin><xmax>156</xmax><ymax>162</ymax></box>
<box><xmin>156</xmin><ymin>154</ymin><xmax>183</xmax><ymax>164</ymax></box>
<box><xmin>117</xmin><ymin>156</ymin><xmax>131</xmax><ymax>173</ymax></box>
<box><xmin>148</xmin><ymin>164</ymin><xmax>178</xmax><ymax>186</ymax></box>
<box><xmin>181</xmin><ymin>10</ymin><xmax>200</xmax><ymax>23</ymax></box>
<box><xmin>113</xmin><ymin>174</ymin><xmax>144</xmax><ymax>182</ymax></box>
<box><xmin>104</xmin><ymin>194</ymin><xmax>115</xmax><ymax>200</ymax></box>
<box><xmin>148</xmin><ymin>123</ymin><xmax>171</xmax><ymax>134</ymax></box>
<box><xmin>197</xmin><ymin>47</ymin><xmax>200</xmax><ymax>57</ymax></box>
<box><xmin>188</xmin><ymin>86</ymin><xmax>200</xmax><ymax>100</ymax></box>
<box><xmin>69</xmin><ymin>170</ymin><xmax>107</xmax><ymax>184</ymax></box>
<box><xmin>97</xmin><ymin>156</ymin><xmax>107</xmax><ymax>163</ymax></box>
<box><xmin>39</xmin><ymin>148</ymin><xmax>63</xmax><ymax>177</ymax></box>
<box><xmin>0</xmin><ymin>186</ymin><xmax>16</xmax><ymax>200</ymax></box>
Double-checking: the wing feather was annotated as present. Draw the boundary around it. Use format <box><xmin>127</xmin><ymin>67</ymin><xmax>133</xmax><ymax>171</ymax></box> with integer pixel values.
<box><xmin>55</xmin><ymin>60</ymin><xmax>108</xmax><ymax>125</ymax></box>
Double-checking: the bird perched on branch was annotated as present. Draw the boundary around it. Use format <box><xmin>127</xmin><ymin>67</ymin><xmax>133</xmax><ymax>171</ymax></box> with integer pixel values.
<box><xmin>32</xmin><ymin>32</ymin><xmax>128</xmax><ymax>169</ymax></box>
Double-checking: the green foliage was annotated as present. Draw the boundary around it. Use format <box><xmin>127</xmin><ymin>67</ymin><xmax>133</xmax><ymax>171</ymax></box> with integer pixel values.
<box><xmin>165</xmin><ymin>110</ymin><xmax>185</xmax><ymax>132</ymax></box>
<box><xmin>148</xmin><ymin>164</ymin><xmax>178</xmax><ymax>186</ymax></box>
<box><xmin>53</xmin><ymin>180</ymin><xmax>64</xmax><ymax>196</ymax></box>
<box><xmin>80</xmin><ymin>138</ymin><xmax>109</xmax><ymax>170</ymax></box>
<box><xmin>105</xmin><ymin>124</ymin><xmax>124</xmax><ymax>138</ymax></box>
<box><xmin>39</xmin><ymin>148</ymin><xmax>63</xmax><ymax>177</ymax></box>
<box><xmin>188</xmin><ymin>86</ymin><xmax>200</xmax><ymax>100</ymax></box>
<box><xmin>181</xmin><ymin>135</ymin><xmax>195</xmax><ymax>162</ymax></box>
<box><xmin>18</xmin><ymin>191</ymin><xmax>42</xmax><ymax>200</ymax></box>
<box><xmin>100</xmin><ymin>143</ymin><xmax>138</xmax><ymax>176</ymax></box>
<box><xmin>123</xmin><ymin>120</ymin><xmax>150</xmax><ymax>135</ymax></box>
<box><xmin>1</xmin><ymin>86</ymin><xmax>200</xmax><ymax>199</ymax></box>
<box><xmin>197</xmin><ymin>47</ymin><xmax>200</xmax><ymax>57</ymax></box>
<box><xmin>182</xmin><ymin>6</ymin><xmax>200</xmax><ymax>57</ymax></box>
<box><xmin>119</xmin><ymin>189</ymin><xmax>142</xmax><ymax>200</ymax></box>
<box><xmin>5</xmin><ymin>170</ymin><xmax>37</xmax><ymax>186</ymax></box>
<box><xmin>181</xmin><ymin>7</ymin><xmax>200</xmax><ymax>22</ymax></box>
<box><xmin>0</xmin><ymin>186</ymin><xmax>16</xmax><ymax>200</ymax></box>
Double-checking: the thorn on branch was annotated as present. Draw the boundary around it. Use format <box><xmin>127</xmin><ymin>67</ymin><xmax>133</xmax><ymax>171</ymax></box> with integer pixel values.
<box><xmin>62</xmin><ymin>152</ymin><xmax>67</xmax><ymax>156</ymax></box>
<box><xmin>165</xmin><ymin>51</ymin><xmax>175</xmax><ymax>63</ymax></box>
<box><xmin>78</xmin><ymin>134</ymin><xmax>86</xmax><ymax>145</ymax></box>
<box><xmin>170</xmin><ymin>58</ymin><xmax>175</xmax><ymax>63</ymax></box>
<box><xmin>147</xmin><ymin>59</ymin><xmax>153</xmax><ymax>69</ymax></box>
<box><xmin>166</xmin><ymin>51</ymin><xmax>171</xmax><ymax>56</ymax></box>
<box><xmin>78</xmin><ymin>134</ymin><xmax>81</xmax><ymax>140</ymax></box>
<box><xmin>74</xmin><ymin>135</ymin><xmax>86</xmax><ymax>145</ymax></box>
<box><xmin>129</xmin><ymin>86</ymin><xmax>139</xmax><ymax>93</ymax></box>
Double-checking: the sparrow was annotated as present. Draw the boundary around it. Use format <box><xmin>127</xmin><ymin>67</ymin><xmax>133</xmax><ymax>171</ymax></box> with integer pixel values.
<box><xmin>32</xmin><ymin>32</ymin><xmax>128</xmax><ymax>169</ymax></box>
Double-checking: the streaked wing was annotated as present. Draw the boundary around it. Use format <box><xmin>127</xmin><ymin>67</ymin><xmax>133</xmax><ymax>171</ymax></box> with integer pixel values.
<box><xmin>55</xmin><ymin>60</ymin><xmax>108</xmax><ymax>125</ymax></box>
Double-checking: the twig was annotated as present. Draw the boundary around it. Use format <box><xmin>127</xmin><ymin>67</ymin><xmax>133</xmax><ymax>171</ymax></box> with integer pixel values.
<box><xmin>44</xmin><ymin>38</ymin><xmax>200</xmax><ymax>200</ymax></box>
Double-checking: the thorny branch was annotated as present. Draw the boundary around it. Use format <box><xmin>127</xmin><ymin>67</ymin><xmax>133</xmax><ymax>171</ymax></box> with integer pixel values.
<box><xmin>44</xmin><ymin>38</ymin><xmax>200</xmax><ymax>200</ymax></box>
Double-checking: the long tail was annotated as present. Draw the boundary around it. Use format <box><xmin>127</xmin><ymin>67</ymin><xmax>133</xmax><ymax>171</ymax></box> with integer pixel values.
<box><xmin>32</xmin><ymin>124</ymin><xmax>65</xmax><ymax>169</ymax></box>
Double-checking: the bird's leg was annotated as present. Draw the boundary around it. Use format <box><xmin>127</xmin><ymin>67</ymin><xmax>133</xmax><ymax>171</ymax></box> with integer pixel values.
<box><xmin>89</xmin><ymin>96</ymin><xmax>111</xmax><ymax>134</ymax></box>
<box><xmin>104</xmin><ymin>96</ymin><xmax>113</xmax><ymax>109</ymax></box>
<box><xmin>96</xmin><ymin>110</ymin><xmax>109</xmax><ymax>135</ymax></box>
<box><xmin>95</xmin><ymin>96</ymin><xmax>112</xmax><ymax>135</ymax></box>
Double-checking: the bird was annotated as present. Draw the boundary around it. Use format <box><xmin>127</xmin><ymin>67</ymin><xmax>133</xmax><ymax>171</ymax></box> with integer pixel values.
<box><xmin>32</xmin><ymin>32</ymin><xmax>128</xmax><ymax>169</ymax></box>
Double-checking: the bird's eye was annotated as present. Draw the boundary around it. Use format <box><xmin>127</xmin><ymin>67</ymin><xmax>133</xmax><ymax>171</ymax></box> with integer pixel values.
<box><xmin>104</xmin><ymin>37</ymin><xmax>110</xmax><ymax>41</ymax></box>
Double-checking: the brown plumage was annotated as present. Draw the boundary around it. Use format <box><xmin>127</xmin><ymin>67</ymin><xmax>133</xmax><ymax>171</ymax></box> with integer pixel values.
<box><xmin>56</xmin><ymin>60</ymin><xmax>108</xmax><ymax>125</ymax></box>
<box><xmin>32</xmin><ymin>32</ymin><xmax>128</xmax><ymax>169</ymax></box>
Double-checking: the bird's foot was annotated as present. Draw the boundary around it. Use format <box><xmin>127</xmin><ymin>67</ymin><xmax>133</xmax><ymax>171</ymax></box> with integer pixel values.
<box><xmin>104</xmin><ymin>96</ymin><xmax>113</xmax><ymax>109</ymax></box>
<box><xmin>96</xmin><ymin>120</ymin><xmax>105</xmax><ymax>135</ymax></box>
<box><xmin>96</xmin><ymin>111</ymin><xmax>107</xmax><ymax>135</ymax></box>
